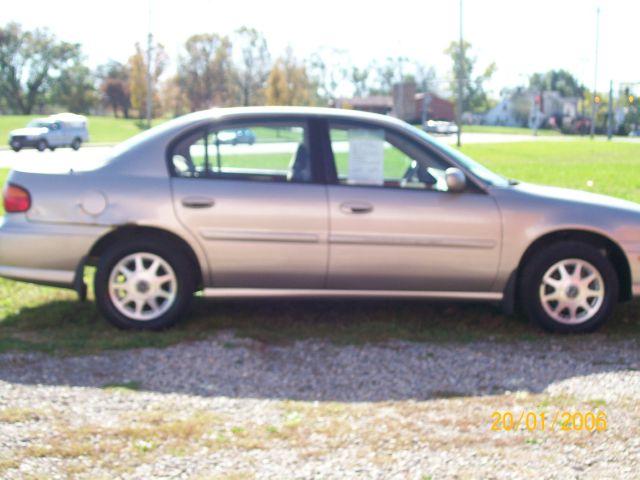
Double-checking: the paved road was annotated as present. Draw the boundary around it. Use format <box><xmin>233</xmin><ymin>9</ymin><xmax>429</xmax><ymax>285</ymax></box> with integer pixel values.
<box><xmin>0</xmin><ymin>133</ymin><xmax>637</xmax><ymax>171</ymax></box>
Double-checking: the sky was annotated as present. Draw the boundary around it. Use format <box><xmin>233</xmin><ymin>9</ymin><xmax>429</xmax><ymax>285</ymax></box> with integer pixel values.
<box><xmin>5</xmin><ymin>0</ymin><xmax>639</xmax><ymax>97</ymax></box>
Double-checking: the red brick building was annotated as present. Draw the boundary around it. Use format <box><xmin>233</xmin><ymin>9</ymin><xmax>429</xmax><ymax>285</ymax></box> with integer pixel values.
<box><xmin>333</xmin><ymin>83</ymin><xmax>454</xmax><ymax>124</ymax></box>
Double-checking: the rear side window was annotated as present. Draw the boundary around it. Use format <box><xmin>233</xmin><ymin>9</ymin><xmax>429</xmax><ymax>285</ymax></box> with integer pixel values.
<box><xmin>170</xmin><ymin>122</ymin><xmax>313</xmax><ymax>183</ymax></box>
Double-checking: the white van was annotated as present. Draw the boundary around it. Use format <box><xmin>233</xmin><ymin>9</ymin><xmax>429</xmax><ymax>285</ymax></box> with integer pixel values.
<box><xmin>9</xmin><ymin>113</ymin><xmax>90</xmax><ymax>152</ymax></box>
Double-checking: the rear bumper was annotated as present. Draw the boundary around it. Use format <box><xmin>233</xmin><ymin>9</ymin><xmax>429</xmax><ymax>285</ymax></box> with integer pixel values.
<box><xmin>0</xmin><ymin>216</ymin><xmax>109</xmax><ymax>288</ymax></box>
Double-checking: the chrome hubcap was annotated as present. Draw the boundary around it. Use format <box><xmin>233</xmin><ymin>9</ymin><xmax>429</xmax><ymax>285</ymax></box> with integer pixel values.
<box><xmin>108</xmin><ymin>252</ymin><xmax>177</xmax><ymax>321</ymax></box>
<box><xmin>539</xmin><ymin>258</ymin><xmax>605</xmax><ymax>324</ymax></box>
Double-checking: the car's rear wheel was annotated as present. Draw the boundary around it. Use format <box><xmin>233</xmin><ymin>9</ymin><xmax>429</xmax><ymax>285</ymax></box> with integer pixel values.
<box><xmin>94</xmin><ymin>239</ymin><xmax>195</xmax><ymax>329</ymax></box>
<box><xmin>521</xmin><ymin>241</ymin><xmax>618</xmax><ymax>333</ymax></box>
<box><xmin>71</xmin><ymin>138</ymin><xmax>82</xmax><ymax>150</ymax></box>
<box><xmin>36</xmin><ymin>140</ymin><xmax>47</xmax><ymax>152</ymax></box>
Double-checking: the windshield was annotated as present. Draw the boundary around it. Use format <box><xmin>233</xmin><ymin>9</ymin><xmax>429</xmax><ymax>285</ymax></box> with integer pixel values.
<box><xmin>27</xmin><ymin>120</ymin><xmax>51</xmax><ymax>129</ymax></box>
<box><xmin>413</xmin><ymin>127</ymin><xmax>510</xmax><ymax>187</ymax></box>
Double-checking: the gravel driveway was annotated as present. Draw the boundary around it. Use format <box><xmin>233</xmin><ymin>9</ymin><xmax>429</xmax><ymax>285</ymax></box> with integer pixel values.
<box><xmin>1</xmin><ymin>333</ymin><xmax>639</xmax><ymax>479</ymax></box>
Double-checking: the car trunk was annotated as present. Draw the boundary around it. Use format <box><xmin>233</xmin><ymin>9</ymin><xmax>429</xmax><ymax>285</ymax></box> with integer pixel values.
<box><xmin>6</xmin><ymin>157</ymin><xmax>111</xmax><ymax>225</ymax></box>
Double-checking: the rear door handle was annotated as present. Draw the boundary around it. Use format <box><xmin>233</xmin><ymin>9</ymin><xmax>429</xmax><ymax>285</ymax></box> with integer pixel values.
<box><xmin>181</xmin><ymin>197</ymin><xmax>215</xmax><ymax>209</ymax></box>
<box><xmin>340</xmin><ymin>201</ymin><xmax>373</xmax><ymax>214</ymax></box>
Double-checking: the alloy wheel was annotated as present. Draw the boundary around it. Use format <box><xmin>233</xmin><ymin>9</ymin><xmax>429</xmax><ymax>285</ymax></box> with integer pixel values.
<box><xmin>108</xmin><ymin>252</ymin><xmax>177</xmax><ymax>321</ymax></box>
<box><xmin>538</xmin><ymin>258</ymin><xmax>605</xmax><ymax>324</ymax></box>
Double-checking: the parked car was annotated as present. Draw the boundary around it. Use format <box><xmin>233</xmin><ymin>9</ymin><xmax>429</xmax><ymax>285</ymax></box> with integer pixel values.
<box><xmin>216</xmin><ymin>128</ymin><xmax>256</xmax><ymax>145</ymax></box>
<box><xmin>423</xmin><ymin>120</ymin><xmax>459</xmax><ymax>135</ymax></box>
<box><xmin>8</xmin><ymin>113</ymin><xmax>89</xmax><ymax>152</ymax></box>
<box><xmin>1</xmin><ymin>106</ymin><xmax>639</xmax><ymax>332</ymax></box>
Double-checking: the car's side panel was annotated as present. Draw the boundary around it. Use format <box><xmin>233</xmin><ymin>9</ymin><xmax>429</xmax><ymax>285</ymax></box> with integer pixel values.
<box><xmin>327</xmin><ymin>186</ymin><xmax>502</xmax><ymax>291</ymax></box>
<box><xmin>3</xmin><ymin>168</ymin><xmax>210</xmax><ymax>288</ymax></box>
<box><xmin>171</xmin><ymin>178</ymin><xmax>329</xmax><ymax>288</ymax></box>
<box><xmin>491</xmin><ymin>185</ymin><xmax>640</xmax><ymax>296</ymax></box>
<box><xmin>0</xmin><ymin>216</ymin><xmax>109</xmax><ymax>287</ymax></box>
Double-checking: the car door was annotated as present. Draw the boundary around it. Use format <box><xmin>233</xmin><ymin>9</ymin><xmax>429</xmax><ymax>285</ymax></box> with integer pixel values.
<box><xmin>324</xmin><ymin>121</ymin><xmax>502</xmax><ymax>292</ymax></box>
<box><xmin>170</xmin><ymin>118</ymin><xmax>329</xmax><ymax>289</ymax></box>
<box><xmin>47</xmin><ymin>122</ymin><xmax>64</xmax><ymax>147</ymax></box>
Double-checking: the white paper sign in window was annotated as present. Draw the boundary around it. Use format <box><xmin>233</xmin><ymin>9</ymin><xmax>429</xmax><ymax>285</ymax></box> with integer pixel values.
<box><xmin>347</xmin><ymin>129</ymin><xmax>384</xmax><ymax>185</ymax></box>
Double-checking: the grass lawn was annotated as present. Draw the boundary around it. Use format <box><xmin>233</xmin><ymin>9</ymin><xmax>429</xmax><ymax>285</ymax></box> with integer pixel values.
<box><xmin>0</xmin><ymin>115</ymin><xmax>164</xmax><ymax>145</ymax></box>
<box><xmin>2</xmin><ymin>139</ymin><xmax>640</xmax><ymax>354</ymax></box>
<box><xmin>462</xmin><ymin>124</ymin><xmax>562</xmax><ymax>136</ymax></box>
<box><xmin>460</xmin><ymin>140</ymin><xmax>640</xmax><ymax>202</ymax></box>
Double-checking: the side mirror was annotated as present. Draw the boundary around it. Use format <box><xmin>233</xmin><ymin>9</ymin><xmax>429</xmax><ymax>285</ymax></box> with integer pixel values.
<box><xmin>445</xmin><ymin>167</ymin><xmax>466</xmax><ymax>193</ymax></box>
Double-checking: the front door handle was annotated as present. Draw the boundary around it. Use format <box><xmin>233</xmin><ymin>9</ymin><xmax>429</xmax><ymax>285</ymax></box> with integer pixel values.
<box><xmin>182</xmin><ymin>197</ymin><xmax>215</xmax><ymax>209</ymax></box>
<box><xmin>340</xmin><ymin>201</ymin><xmax>373</xmax><ymax>214</ymax></box>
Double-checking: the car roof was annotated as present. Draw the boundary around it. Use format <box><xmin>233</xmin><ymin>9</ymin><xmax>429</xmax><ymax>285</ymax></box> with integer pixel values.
<box><xmin>171</xmin><ymin>106</ymin><xmax>409</xmax><ymax>130</ymax></box>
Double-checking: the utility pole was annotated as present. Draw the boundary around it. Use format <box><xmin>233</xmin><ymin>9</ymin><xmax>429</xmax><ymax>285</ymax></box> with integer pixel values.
<box><xmin>145</xmin><ymin>1</ymin><xmax>153</xmax><ymax>129</ymax></box>
<box><xmin>456</xmin><ymin>0</ymin><xmax>463</xmax><ymax>147</ymax></box>
<box><xmin>590</xmin><ymin>7</ymin><xmax>600</xmax><ymax>138</ymax></box>
<box><xmin>607</xmin><ymin>80</ymin><xmax>613</xmax><ymax>140</ymax></box>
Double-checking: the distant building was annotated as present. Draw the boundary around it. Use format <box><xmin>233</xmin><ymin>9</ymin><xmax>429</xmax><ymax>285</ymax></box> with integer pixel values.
<box><xmin>415</xmin><ymin>93</ymin><xmax>455</xmax><ymax>123</ymax></box>
<box><xmin>333</xmin><ymin>81</ymin><xmax>454</xmax><ymax>124</ymax></box>
<box><xmin>483</xmin><ymin>90</ymin><xmax>580</xmax><ymax>129</ymax></box>
<box><xmin>484</xmin><ymin>96</ymin><xmax>524</xmax><ymax>127</ymax></box>
<box><xmin>332</xmin><ymin>96</ymin><xmax>393</xmax><ymax>115</ymax></box>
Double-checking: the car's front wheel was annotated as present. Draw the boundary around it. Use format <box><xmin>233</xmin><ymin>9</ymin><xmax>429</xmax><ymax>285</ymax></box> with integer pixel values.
<box><xmin>10</xmin><ymin>139</ymin><xmax>21</xmax><ymax>152</ymax></box>
<box><xmin>521</xmin><ymin>241</ymin><xmax>618</xmax><ymax>333</ymax></box>
<box><xmin>94</xmin><ymin>239</ymin><xmax>196</xmax><ymax>329</ymax></box>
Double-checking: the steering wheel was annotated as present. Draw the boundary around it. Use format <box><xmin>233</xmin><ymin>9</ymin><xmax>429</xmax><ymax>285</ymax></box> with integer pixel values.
<box><xmin>402</xmin><ymin>160</ymin><xmax>437</xmax><ymax>186</ymax></box>
<box><xmin>402</xmin><ymin>160</ymin><xmax>419</xmax><ymax>182</ymax></box>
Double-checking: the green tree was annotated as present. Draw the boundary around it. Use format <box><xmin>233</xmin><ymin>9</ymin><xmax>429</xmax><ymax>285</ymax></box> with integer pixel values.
<box><xmin>0</xmin><ymin>22</ymin><xmax>80</xmax><ymax>114</ymax></box>
<box><xmin>50</xmin><ymin>61</ymin><xmax>97</xmax><ymax>113</ymax></box>
<box><xmin>177</xmin><ymin>33</ymin><xmax>235</xmax><ymax>111</ymax></box>
<box><xmin>234</xmin><ymin>27</ymin><xmax>270</xmax><ymax>106</ymax></box>
<box><xmin>372</xmin><ymin>56</ymin><xmax>409</xmax><ymax>95</ymax></box>
<box><xmin>444</xmin><ymin>40</ymin><xmax>496</xmax><ymax>113</ymax></box>
<box><xmin>529</xmin><ymin>69</ymin><xmax>584</xmax><ymax>98</ymax></box>
<box><xmin>350</xmin><ymin>66</ymin><xmax>371</xmax><ymax>97</ymax></box>
<box><xmin>308</xmin><ymin>48</ymin><xmax>349</xmax><ymax>103</ymax></box>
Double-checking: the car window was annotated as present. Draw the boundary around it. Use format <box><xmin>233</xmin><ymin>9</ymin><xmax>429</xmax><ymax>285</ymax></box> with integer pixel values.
<box><xmin>329</xmin><ymin>124</ymin><xmax>451</xmax><ymax>191</ymax></box>
<box><xmin>171</xmin><ymin>122</ymin><xmax>313</xmax><ymax>183</ymax></box>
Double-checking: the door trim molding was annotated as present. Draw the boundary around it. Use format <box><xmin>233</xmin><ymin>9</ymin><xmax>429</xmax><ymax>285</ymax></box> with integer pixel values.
<box><xmin>202</xmin><ymin>288</ymin><xmax>502</xmax><ymax>301</ymax></box>
<box><xmin>329</xmin><ymin>233</ymin><xmax>496</xmax><ymax>249</ymax></box>
<box><xmin>199</xmin><ymin>228</ymin><xmax>320</xmax><ymax>243</ymax></box>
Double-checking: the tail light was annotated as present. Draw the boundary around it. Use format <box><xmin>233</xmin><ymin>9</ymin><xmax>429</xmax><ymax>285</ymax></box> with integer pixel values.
<box><xmin>3</xmin><ymin>183</ymin><xmax>31</xmax><ymax>213</ymax></box>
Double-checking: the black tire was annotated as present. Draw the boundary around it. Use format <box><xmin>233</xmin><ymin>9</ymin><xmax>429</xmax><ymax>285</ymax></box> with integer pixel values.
<box><xmin>36</xmin><ymin>139</ymin><xmax>47</xmax><ymax>152</ymax></box>
<box><xmin>10</xmin><ymin>140</ymin><xmax>21</xmax><ymax>152</ymax></box>
<box><xmin>71</xmin><ymin>138</ymin><xmax>82</xmax><ymax>150</ymax></box>
<box><xmin>49</xmin><ymin>146</ymin><xmax>56</xmax><ymax>151</ymax></box>
<box><xmin>520</xmin><ymin>241</ymin><xmax>618</xmax><ymax>333</ymax></box>
<box><xmin>94</xmin><ymin>238</ymin><xmax>196</xmax><ymax>330</ymax></box>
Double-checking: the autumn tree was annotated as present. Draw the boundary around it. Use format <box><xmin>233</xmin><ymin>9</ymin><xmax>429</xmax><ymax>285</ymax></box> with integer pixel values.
<box><xmin>97</xmin><ymin>60</ymin><xmax>131</xmax><ymax>118</ymax></box>
<box><xmin>234</xmin><ymin>27</ymin><xmax>270</xmax><ymax>106</ymax></box>
<box><xmin>0</xmin><ymin>22</ymin><xmax>80</xmax><ymax>114</ymax></box>
<box><xmin>160</xmin><ymin>75</ymin><xmax>190</xmax><ymax>117</ymax></box>
<box><xmin>265</xmin><ymin>49</ymin><xmax>317</xmax><ymax>106</ymax></box>
<box><xmin>177</xmin><ymin>33</ymin><xmax>234</xmax><ymax>111</ymax></box>
<box><xmin>128</xmin><ymin>41</ymin><xmax>168</xmax><ymax>119</ymax></box>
